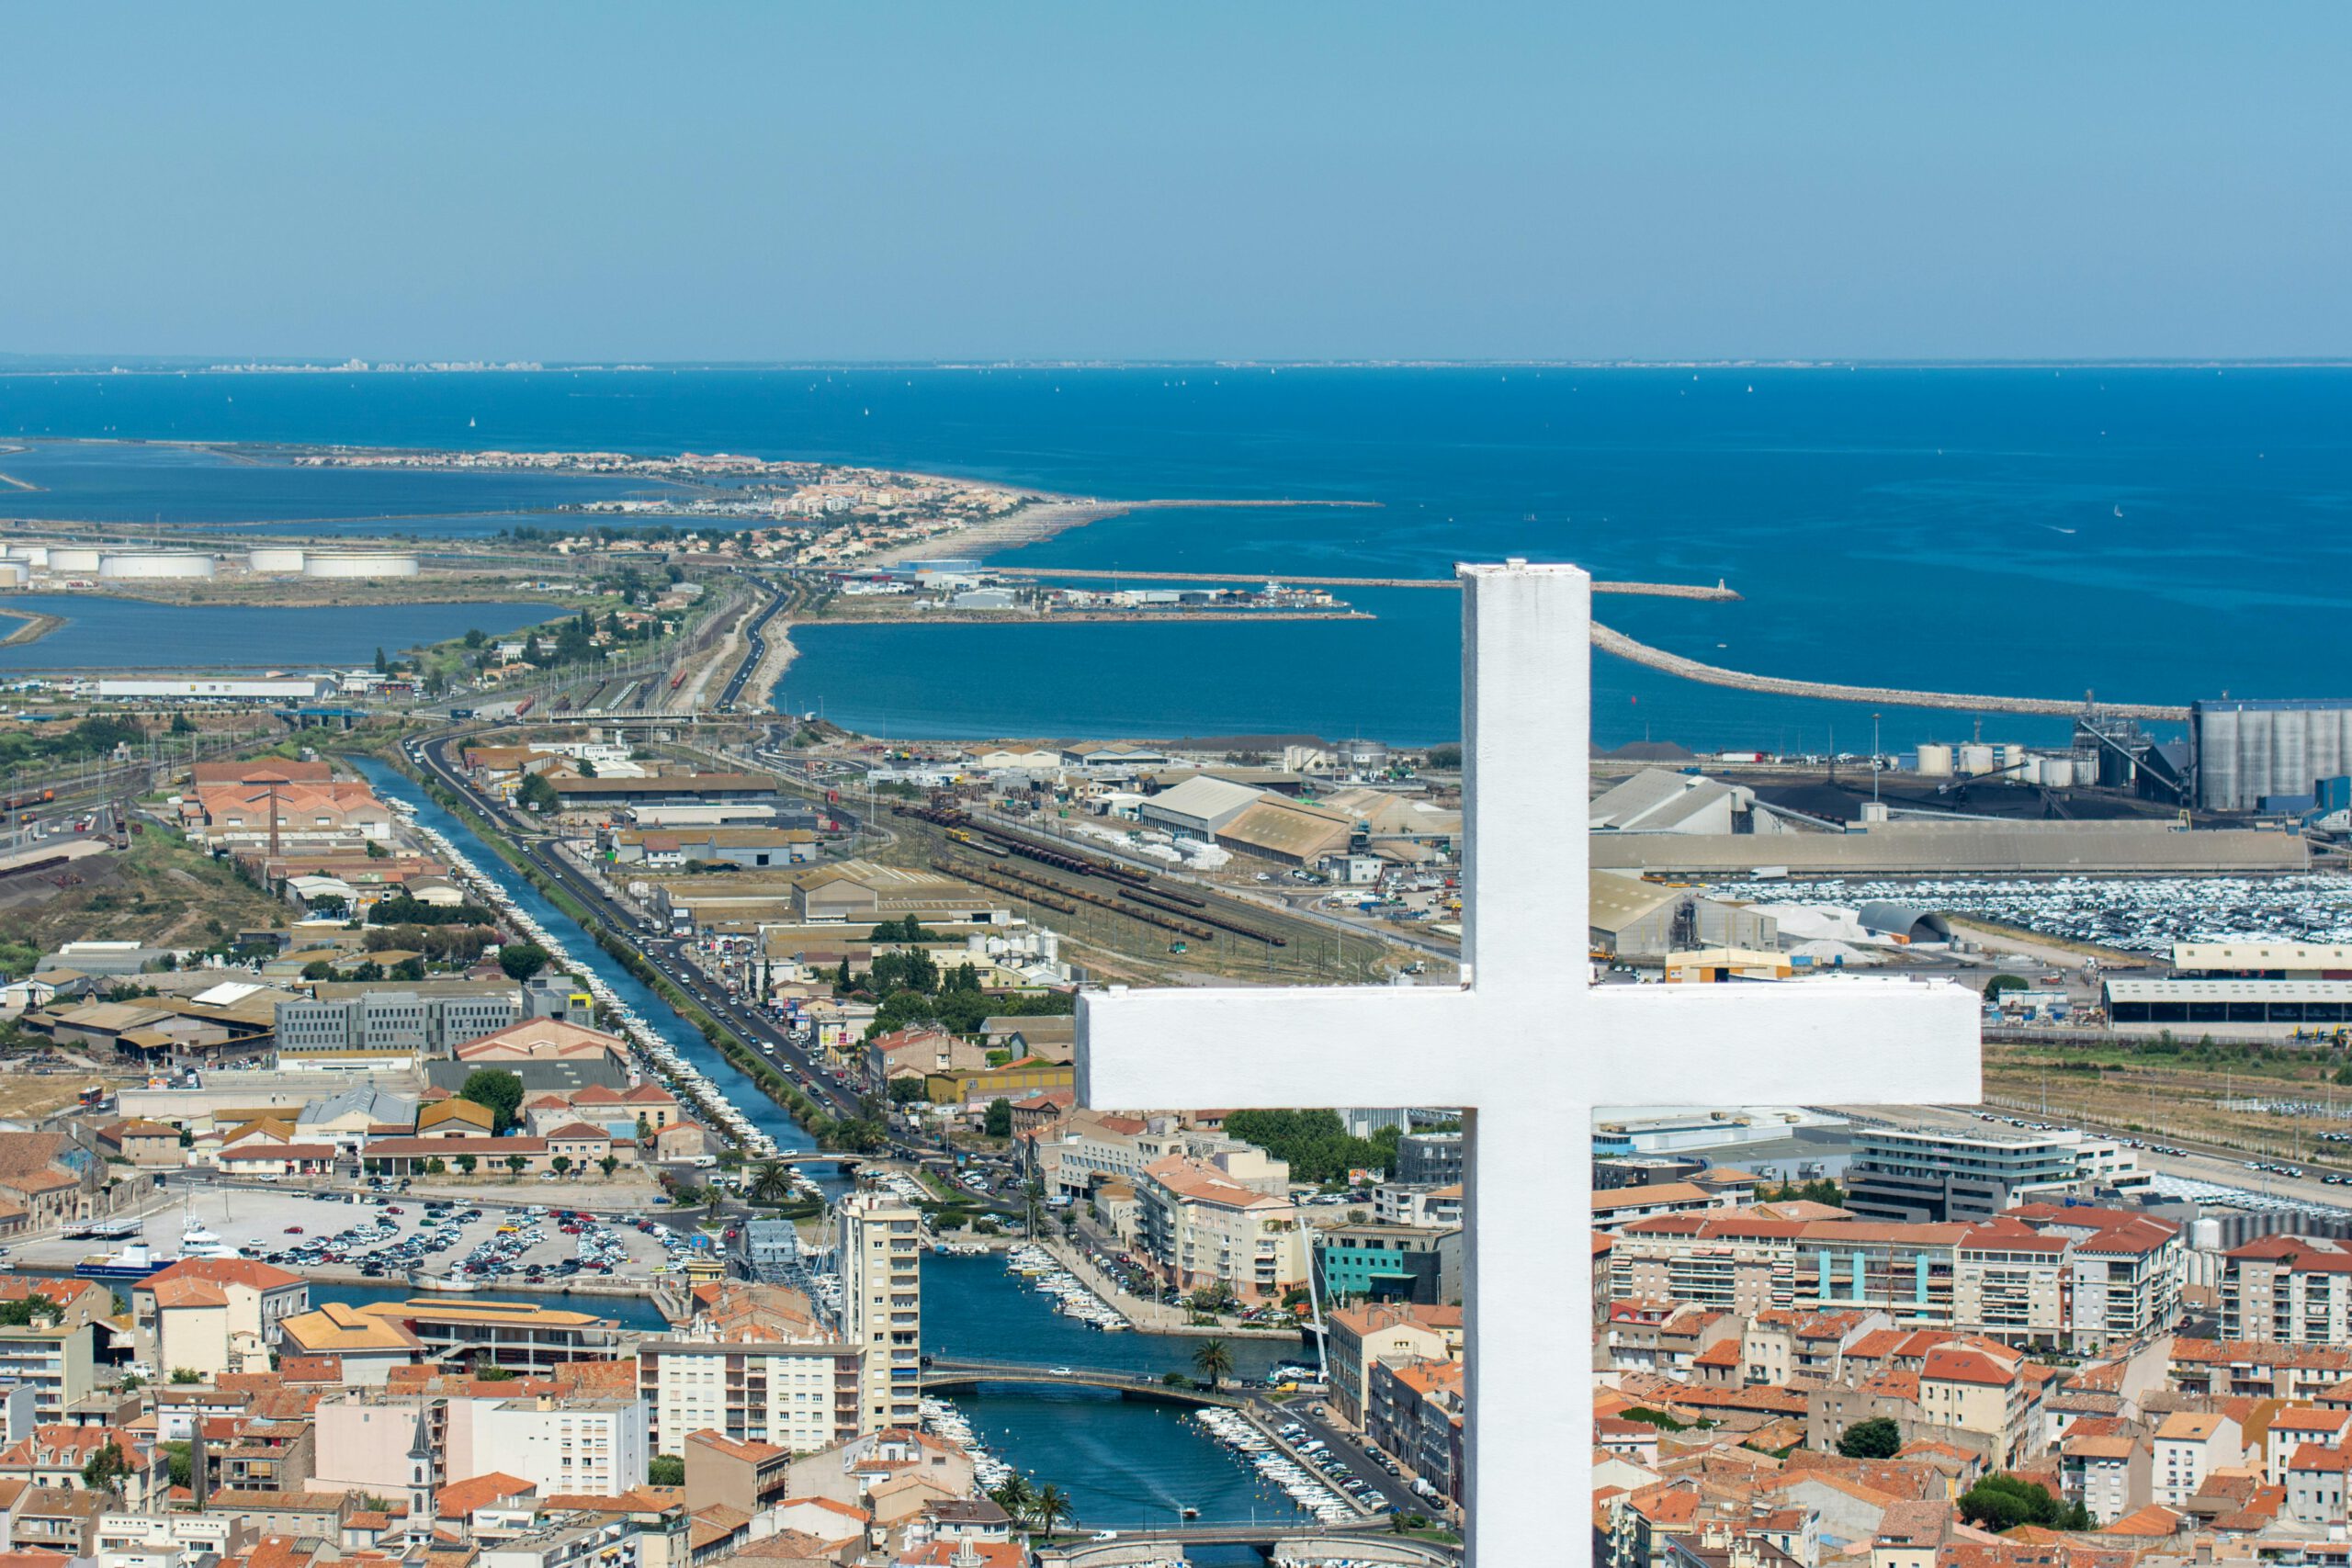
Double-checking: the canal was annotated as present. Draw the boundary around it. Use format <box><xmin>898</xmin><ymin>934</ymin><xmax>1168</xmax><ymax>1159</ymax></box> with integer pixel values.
<box><xmin>356</xmin><ymin>755</ymin><xmax>1307</xmax><ymax>1532</ymax></box>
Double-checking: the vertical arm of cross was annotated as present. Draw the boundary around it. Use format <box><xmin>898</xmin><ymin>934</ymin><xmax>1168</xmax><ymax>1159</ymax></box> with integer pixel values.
<box><xmin>1459</xmin><ymin>560</ymin><xmax>1589</xmax><ymax>995</ymax></box>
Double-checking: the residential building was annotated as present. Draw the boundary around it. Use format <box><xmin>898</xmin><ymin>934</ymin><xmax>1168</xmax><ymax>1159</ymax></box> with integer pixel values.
<box><xmin>2222</xmin><ymin>1235</ymin><xmax>2352</xmax><ymax>1345</ymax></box>
<box><xmin>130</xmin><ymin>1259</ymin><xmax>308</xmax><ymax>1382</ymax></box>
<box><xmin>2060</xmin><ymin>1431</ymin><xmax>2151</xmax><ymax>1524</ymax></box>
<box><xmin>449</xmin><ymin>1395</ymin><xmax>649</xmax><ymax>1501</ymax></box>
<box><xmin>2153</xmin><ymin>1410</ymin><xmax>2243</xmax><ymax>1507</ymax></box>
<box><xmin>2268</xmin><ymin>1406</ymin><xmax>2352</xmax><ymax>1484</ymax></box>
<box><xmin>1325</xmin><ymin>1303</ymin><xmax>1464</xmax><ymax>1429</ymax></box>
<box><xmin>0</xmin><ymin>1320</ymin><xmax>95</xmax><ymax>1423</ymax></box>
<box><xmin>1396</xmin><ymin>1131</ymin><xmax>1464</xmax><ymax>1186</ymax></box>
<box><xmin>1136</xmin><ymin>1155</ymin><xmax>1308</xmax><ymax>1306</ymax></box>
<box><xmin>637</xmin><ymin>1286</ymin><xmax>864</xmax><ymax>1453</ymax></box>
<box><xmin>1916</xmin><ymin>1341</ymin><xmax>2034</xmax><ymax>1468</ymax></box>
<box><xmin>840</xmin><ymin>1191</ymin><xmax>924</xmax><ymax>1430</ymax></box>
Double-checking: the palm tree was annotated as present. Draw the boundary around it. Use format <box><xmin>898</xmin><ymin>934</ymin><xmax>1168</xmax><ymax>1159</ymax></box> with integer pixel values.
<box><xmin>1192</xmin><ymin>1337</ymin><xmax>1234</xmax><ymax>1393</ymax></box>
<box><xmin>1033</xmin><ymin>1483</ymin><xmax>1074</xmax><ymax>1537</ymax></box>
<box><xmin>748</xmin><ymin>1160</ymin><xmax>795</xmax><ymax>1206</ymax></box>
<box><xmin>989</xmin><ymin>1475</ymin><xmax>1036</xmax><ymax>1529</ymax></box>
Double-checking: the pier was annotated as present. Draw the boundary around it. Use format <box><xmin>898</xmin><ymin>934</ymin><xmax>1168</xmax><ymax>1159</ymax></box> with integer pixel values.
<box><xmin>983</xmin><ymin>566</ymin><xmax>1741</xmax><ymax>599</ymax></box>
<box><xmin>1589</xmin><ymin>619</ymin><xmax>2190</xmax><ymax>722</ymax></box>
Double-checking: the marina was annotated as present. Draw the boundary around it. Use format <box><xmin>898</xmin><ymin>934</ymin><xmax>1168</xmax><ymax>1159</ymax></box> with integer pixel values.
<box><xmin>1005</xmin><ymin>1241</ymin><xmax>1135</xmax><ymax>1331</ymax></box>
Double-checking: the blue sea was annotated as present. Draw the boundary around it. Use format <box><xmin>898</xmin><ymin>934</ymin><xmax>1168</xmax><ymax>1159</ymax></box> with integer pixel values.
<box><xmin>6</xmin><ymin>365</ymin><xmax>2351</xmax><ymax>748</ymax></box>
<box><xmin>0</xmin><ymin>594</ymin><xmax>556</xmax><ymax>671</ymax></box>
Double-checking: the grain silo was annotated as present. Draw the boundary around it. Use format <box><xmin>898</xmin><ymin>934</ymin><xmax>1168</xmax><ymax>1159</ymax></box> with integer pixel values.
<box><xmin>2195</xmin><ymin>698</ymin><xmax>2352</xmax><ymax>810</ymax></box>
<box><xmin>98</xmin><ymin>549</ymin><xmax>216</xmax><ymax>580</ymax></box>
<box><xmin>300</xmin><ymin>551</ymin><xmax>420</xmax><ymax>579</ymax></box>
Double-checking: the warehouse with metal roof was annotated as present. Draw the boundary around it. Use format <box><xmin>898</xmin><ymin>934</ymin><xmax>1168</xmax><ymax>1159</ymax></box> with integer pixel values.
<box><xmin>1136</xmin><ymin>774</ymin><xmax>1262</xmax><ymax>839</ymax></box>
<box><xmin>2104</xmin><ymin>978</ymin><xmax>2352</xmax><ymax>1034</ymax></box>
<box><xmin>1215</xmin><ymin>795</ymin><xmax>1354</xmax><ymax>866</ymax></box>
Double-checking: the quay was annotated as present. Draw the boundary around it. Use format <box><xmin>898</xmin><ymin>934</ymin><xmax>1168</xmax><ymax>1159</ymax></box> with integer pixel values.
<box><xmin>1590</xmin><ymin>617</ymin><xmax>2191</xmax><ymax>720</ymax></box>
<box><xmin>984</xmin><ymin>565</ymin><xmax>1741</xmax><ymax>598</ymax></box>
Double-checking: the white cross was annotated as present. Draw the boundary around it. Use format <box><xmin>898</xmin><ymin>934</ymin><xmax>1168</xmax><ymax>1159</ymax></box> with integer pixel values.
<box><xmin>1078</xmin><ymin>559</ymin><xmax>1981</xmax><ymax>1566</ymax></box>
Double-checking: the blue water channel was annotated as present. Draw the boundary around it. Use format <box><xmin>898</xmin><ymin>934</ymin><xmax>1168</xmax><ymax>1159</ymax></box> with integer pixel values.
<box><xmin>353</xmin><ymin>757</ymin><xmax>1306</xmax><ymax>1530</ymax></box>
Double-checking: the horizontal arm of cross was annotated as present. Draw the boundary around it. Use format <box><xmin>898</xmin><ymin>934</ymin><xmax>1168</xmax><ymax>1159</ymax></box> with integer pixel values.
<box><xmin>1078</xmin><ymin>984</ymin><xmax>1478</xmax><ymax>1111</ymax></box>
<box><xmin>1580</xmin><ymin>976</ymin><xmax>1982</xmax><ymax>1108</ymax></box>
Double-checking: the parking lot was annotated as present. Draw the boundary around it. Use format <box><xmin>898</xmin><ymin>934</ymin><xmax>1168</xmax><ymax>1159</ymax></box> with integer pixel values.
<box><xmin>16</xmin><ymin>1183</ymin><xmax>688</xmax><ymax>1287</ymax></box>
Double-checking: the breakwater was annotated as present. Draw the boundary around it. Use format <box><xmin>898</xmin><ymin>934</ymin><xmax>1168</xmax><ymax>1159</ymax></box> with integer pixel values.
<box><xmin>985</xmin><ymin>565</ymin><xmax>1740</xmax><ymax>599</ymax></box>
<box><xmin>1589</xmin><ymin>620</ymin><xmax>2189</xmax><ymax>721</ymax></box>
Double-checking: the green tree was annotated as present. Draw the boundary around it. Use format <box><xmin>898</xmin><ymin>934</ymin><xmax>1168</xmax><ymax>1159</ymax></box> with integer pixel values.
<box><xmin>648</xmin><ymin>1454</ymin><xmax>684</xmax><ymax>1487</ymax></box>
<box><xmin>170</xmin><ymin>1367</ymin><xmax>202</xmax><ymax>1384</ymax></box>
<box><xmin>516</xmin><ymin>773</ymin><xmax>560</xmax><ymax>814</ymax></box>
<box><xmin>505</xmin><ymin>1153</ymin><xmax>528</xmax><ymax>1178</ymax></box>
<box><xmin>1033</xmin><ymin>1483</ymin><xmax>1075</xmax><ymax>1535</ymax></box>
<box><xmin>455</xmin><ymin>1154</ymin><xmax>478</xmax><ymax>1176</ymax></box>
<box><xmin>300</xmin><ymin>959</ymin><xmax>336</xmax><ymax>980</ymax></box>
<box><xmin>373</xmin><ymin>646</ymin><xmax>389</xmax><ymax>674</ymax></box>
<box><xmin>984</xmin><ymin>1098</ymin><xmax>1013</xmax><ymax>1138</ymax></box>
<box><xmin>1959</xmin><ymin>1473</ymin><xmax>2070</xmax><ymax>1534</ymax></box>
<box><xmin>551</xmin><ymin>1156</ymin><xmax>572</xmax><ymax>1176</ymax></box>
<box><xmin>498</xmin><ymin>942</ymin><xmax>551</xmax><ymax>981</ymax></box>
<box><xmin>575</xmin><ymin>758</ymin><xmax>597</xmax><ymax>778</ymax></box>
<box><xmin>81</xmin><ymin>1440</ymin><xmax>130</xmax><ymax>1495</ymax></box>
<box><xmin>425</xmin><ymin>1156</ymin><xmax>447</xmax><ymax>1176</ymax></box>
<box><xmin>888</xmin><ymin>1078</ymin><xmax>928</xmax><ymax>1105</ymax></box>
<box><xmin>1837</xmin><ymin>1417</ymin><xmax>1903</xmax><ymax>1459</ymax></box>
<box><xmin>0</xmin><ymin>1293</ymin><xmax>58</xmax><ymax>1327</ymax></box>
<box><xmin>459</xmin><ymin>1068</ymin><xmax>526</xmax><ymax>1133</ymax></box>
<box><xmin>1191</xmin><ymin>1337</ymin><xmax>1234</xmax><ymax>1392</ymax></box>
<box><xmin>162</xmin><ymin>1439</ymin><xmax>191</xmax><ymax>1489</ymax></box>
<box><xmin>390</xmin><ymin>957</ymin><xmax>427</xmax><ymax>982</ymax></box>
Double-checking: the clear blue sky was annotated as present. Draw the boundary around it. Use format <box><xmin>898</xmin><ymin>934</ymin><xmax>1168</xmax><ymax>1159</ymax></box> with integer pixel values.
<box><xmin>6</xmin><ymin>4</ymin><xmax>2348</xmax><ymax>363</ymax></box>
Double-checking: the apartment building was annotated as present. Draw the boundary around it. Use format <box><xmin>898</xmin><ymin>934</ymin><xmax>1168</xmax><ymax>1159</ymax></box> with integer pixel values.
<box><xmin>2268</xmin><ymin>1406</ymin><xmax>2352</xmax><ymax>1484</ymax></box>
<box><xmin>2222</xmin><ymin>1235</ymin><xmax>2352</xmax><ymax>1344</ymax></box>
<box><xmin>1614</xmin><ymin>1210</ymin><xmax>2182</xmax><ymax>1352</ymax></box>
<box><xmin>0</xmin><ymin>1319</ymin><xmax>95</xmax><ymax>1423</ymax></box>
<box><xmin>840</xmin><ymin>1190</ymin><xmax>923</xmax><ymax>1430</ymax></box>
<box><xmin>1326</xmin><ymin>1303</ymin><xmax>1464</xmax><ymax>1429</ymax></box>
<box><xmin>131</xmin><ymin>1258</ymin><xmax>308</xmax><ymax>1382</ymax></box>
<box><xmin>1136</xmin><ymin>1155</ymin><xmax>1308</xmax><ymax>1305</ymax></box>
<box><xmin>449</xmin><ymin>1395</ymin><xmax>649</xmax><ymax>1502</ymax></box>
<box><xmin>2154</xmin><ymin>1410</ymin><xmax>2244</xmax><ymax>1507</ymax></box>
<box><xmin>1917</xmin><ymin>1342</ymin><xmax>2035</xmax><ymax>1468</ymax></box>
<box><xmin>2059</xmin><ymin>1431</ymin><xmax>2151</xmax><ymax>1525</ymax></box>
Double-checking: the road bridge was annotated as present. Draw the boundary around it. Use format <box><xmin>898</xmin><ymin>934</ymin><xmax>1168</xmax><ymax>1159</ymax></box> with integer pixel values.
<box><xmin>918</xmin><ymin>1358</ymin><xmax>1244</xmax><ymax>1408</ymax></box>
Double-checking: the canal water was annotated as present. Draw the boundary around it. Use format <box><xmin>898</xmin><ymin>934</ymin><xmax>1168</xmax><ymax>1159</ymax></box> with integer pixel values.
<box><xmin>354</xmin><ymin>758</ymin><xmax>1304</xmax><ymax>1529</ymax></box>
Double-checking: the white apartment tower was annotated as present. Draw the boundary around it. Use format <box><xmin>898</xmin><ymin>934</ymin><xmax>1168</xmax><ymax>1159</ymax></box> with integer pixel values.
<box><xmin>839</xmin><ymin>1189</ymin><xmax>923</xmax><ymax>1429</ymax></box>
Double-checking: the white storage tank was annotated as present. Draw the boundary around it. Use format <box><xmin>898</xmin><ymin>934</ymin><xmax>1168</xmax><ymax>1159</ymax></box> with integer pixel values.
<box><xmin>2001</xmin><ymin>743</ymin><xmax>2027</xmax><ymax>769</ymax></box>
<box><xmin>3</xmin><ymin>545</ymin><xmax>49</xmax><ymax>567</ymax></box>
<box><xmin>1916</xmin><ymin>744</ymin><xmax>1953</xmax><ymax>778</ymax></box>
<box><xmin>300</xmin><ymin>551</ymin><xmax>420</xmax><ymax>579</ymax></box>
<box><xmin>2042</xmin><ymin>758</ymin><xmax>2075</xmax><ymax>788</ymax></box>
<box><xmin>245</xmin><ymin>547</ymin><xmax>307</xmax><ymax>573</ymax></box>
<box><xmin>98</xmin><ymin>549</ymin><xmax>216</xmax><ymax>580</ymax></box>
<box><xmin>1959</xmin><ymin>743</ymin><xmax>1996</xmax><ymax>776</ymax></box>
<box><xmin>46</xmin><ymin>547</ymin><xmax>101</xmax><ymax>574</ymax></box>
<box><xmin>2019</xmin><ymin>757</ymin><xmax>2044</xmax><ymax>785</ymax></box>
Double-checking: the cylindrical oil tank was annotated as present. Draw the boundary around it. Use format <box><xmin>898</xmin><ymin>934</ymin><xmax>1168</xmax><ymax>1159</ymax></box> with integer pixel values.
<box><xmin>1916</xmin><ymin>744</ymin><xmax>1953</xmax><ymax>778</ymax></box>
<box><xmin>2199</xmin><ymin>705</ymin><xmax>2240</xmax><ymax>811</ymax></box>
<box><xmin>46</xmin><ymin>547</ymin><xmax>101</xmax><ymax>574</ymax></box>
<box><xmin>2276</xmin><ymin>708</ymin><xmax>2309</xmax><ymax>803</ymax></box>
<box><xmin>2042</xmin><ymin>758</ymin><xmax>2075</xmax><ymax>788</ymax></box>
<box><xmin>300</xmin><ymin>551</ymin><xmax>420</xmax><ymax>579</ymax></box>
<box><xmin>2001</xmin><ymin>744</ymin><xmax>2027</xmax><ymax>769</ymax></box>
<box><xmin>0</xmin><ymin>562</ymin><xmax>27</xmax><ymax>588</ymax></box>
<box><xmin>3</xmin><ymin>544</ymin><xmax>49</xmax><ymax>567</ymax></box>
<box><xmin>245</xmin><ymin>547</ymin><xmax>307</xmax><ymax>573</ymax></box>
<box><xmin>1959</xmin><ymin>743</ymin><xmax>1996</xmax><ymax>776</ymax></box>
<box><xmin>2019</xmin><ymin>757</ymin><xmax>2043</xmax><ymax>784</ymax></box>
<box><xmin>98</xmin><ymin>549</ymin><xmax>215</xmax><ymax>580</ymax></box>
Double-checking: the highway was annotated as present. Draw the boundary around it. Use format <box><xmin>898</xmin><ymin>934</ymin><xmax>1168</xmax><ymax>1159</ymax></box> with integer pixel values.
<box><xmin>712</xmin><ymin>572</ymin><xmax>791</xmax><ymax>713</ymax></box>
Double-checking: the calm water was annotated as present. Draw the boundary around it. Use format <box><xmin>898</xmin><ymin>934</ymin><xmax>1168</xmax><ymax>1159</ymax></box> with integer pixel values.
<box><xmin>0</xmin><ymin>594</ymin><xmax>553</xmax><ymax>671</ymax></box>
<box><xmin>13</xmin><ymin>364</ymin><xmax>2352</xmax><ymax>748</ymax></box>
